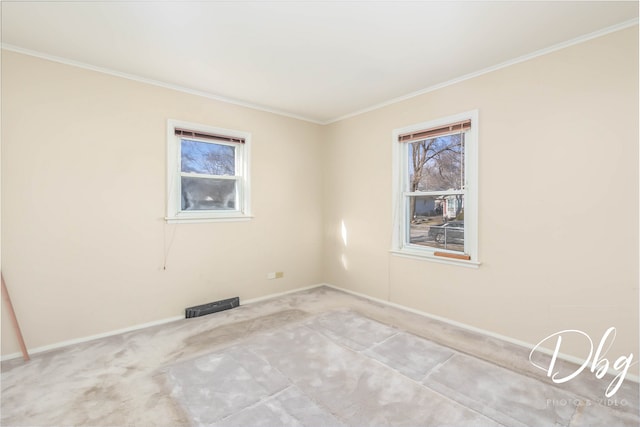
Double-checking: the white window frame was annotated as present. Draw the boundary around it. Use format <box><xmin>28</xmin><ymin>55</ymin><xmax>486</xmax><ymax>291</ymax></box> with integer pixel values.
<box><xmin>391</xmin><ymin>110</ymin><xmax>479</xmax><ymax>267</ymax></box>
<box><xmin>166</xmin><ymin>119</ymin><xmax>252</xmax><ymax>223</ymax></box>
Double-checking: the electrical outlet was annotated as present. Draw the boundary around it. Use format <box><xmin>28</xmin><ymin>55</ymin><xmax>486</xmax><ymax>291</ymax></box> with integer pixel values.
<box><xmin>267</xmin><ymin>272</ymin><xmax>284</xmax><ymax>280</ymax></box>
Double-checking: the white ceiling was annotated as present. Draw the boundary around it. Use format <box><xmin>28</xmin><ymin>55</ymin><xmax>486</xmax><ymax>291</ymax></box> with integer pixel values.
<box><xmin>1</xmin><ymin>1</ymin><xmax>638</xmax><ymax>124</ymax></box>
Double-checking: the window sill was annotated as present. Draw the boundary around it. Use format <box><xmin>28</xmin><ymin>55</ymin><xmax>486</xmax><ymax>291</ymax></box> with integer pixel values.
<box><xmin>390</xmin><ymin>249</ymin><xmax>481</xmax><ymax>268</ymax></box>
<box><xmin>165</xmin><ymin>215</ymin><xmax>254</xmax><ymax>224</ymax></box>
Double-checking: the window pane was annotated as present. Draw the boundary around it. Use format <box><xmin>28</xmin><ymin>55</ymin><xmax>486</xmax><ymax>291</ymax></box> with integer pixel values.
<box><xmin>409</xmin><ymin>195</ymin><xmax>464</xmax><ymax>252</ymax></box>
<box><xmin>408</xmin><ymin>133</ymin><xmax>464</xmax><ymax>192</ymax></box>
<box><xmin>181</xmin><ymin>177</ymin><xmax>236</xmax><ymax>210</ymax></box>
<box><xmin>181</xmin><ymin>139</ymin><xmax>235</xmax><ymax>175</ymax></box>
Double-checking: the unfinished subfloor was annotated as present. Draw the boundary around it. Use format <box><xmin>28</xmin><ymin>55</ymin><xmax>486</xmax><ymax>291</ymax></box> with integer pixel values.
<box><xmin>1</xmin><ymin>286</ymin><xmax>639</xmax><ymax>426</ymax></box>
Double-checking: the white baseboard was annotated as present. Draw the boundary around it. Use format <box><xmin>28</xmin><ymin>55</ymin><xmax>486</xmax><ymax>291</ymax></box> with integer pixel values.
<box><xmin>242</xmin><ymin>283</ymin><xmax>324</xmax><ymax>305</ymax></box>
<box><xmin>321</xmin><ymin>283</ymin><xmax>640</xmax><ymax>384</ymax></box>
<box><xmin>0</xmin><ymin>283</ymin><xmax>326</xmax><ymax>362</ymax></box>
<box><xmin>1</xmin><ymin>314</ymin><xmax>184</xmax><ymax>362</ymax></box>
<box><xmin>4</xmin><ymin>281</ymin><xmax>638</xmax><ymax>386</ymax></box>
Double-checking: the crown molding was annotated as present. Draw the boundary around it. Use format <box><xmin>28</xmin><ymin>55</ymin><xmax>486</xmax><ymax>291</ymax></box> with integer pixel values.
<box><xmin>2</xmin><ymin>17</ymin><xmax>637</xmax><ymax>126</ymax></box>
<box><xmin>325</xmin><ymin>18</ymin><xmax>640</xmax><ymax>124</ymax></box>
<box><xmin>0</xmin><ymin>43</ymin><xmax>324</xmax><ymax>125</ymax></box>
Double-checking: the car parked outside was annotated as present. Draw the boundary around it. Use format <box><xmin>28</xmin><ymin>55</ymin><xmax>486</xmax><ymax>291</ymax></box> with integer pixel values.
<box><xmin>427</xmin><ymin>221</ymin><xmax>464</xmax><ymax>244</ymax></box>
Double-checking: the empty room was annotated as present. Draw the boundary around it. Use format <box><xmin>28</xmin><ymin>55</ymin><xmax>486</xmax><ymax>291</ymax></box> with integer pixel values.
<box><xmin>1</xmin><ymin>1</ymin><xmax>638</xmax><ymax>426</ymax></box>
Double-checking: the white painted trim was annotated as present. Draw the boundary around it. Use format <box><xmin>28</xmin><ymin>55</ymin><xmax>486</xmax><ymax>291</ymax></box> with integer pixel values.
<box><xmin>0</xmin><ymin>283</ymin><xmax>326</xmax><ymax>362</ymax></box>
<box><xmin>3</xmin><ymin>281</ymin><xmax>637</xmax><ymax>386</ymax></box>
<box><xmin>165</xmin><ymin>216</ymin><xmax>254</xmax><ymax>224</ymax></box>
<box><xmin>166</xmin><ymin>119</ymin><xmax>252</xmax><ymax>222</ymax></box>
<box><xmin>321</xmin><ymin>283</ymin><xmax>640</xmax><ymax>384</ymax></box>
<box><xmin>242</xmin><ymin>283</ymin><xmax>324</xmax><ymax>305</ymax></box>
<box><xmin>0</xmin><ymin>315</ymin><xmax>184</xmax><ymax>362</ymax></box>
<box><xmin>0</xmin><ymin>44</ymin><xmax>324</xmax><ymax>125</ymax></box>
<box><xmin>326</xmin><ymin>18</ymin><xmax>640</xmax><ymax>124</ymax></box>
<box><xmin>389</xmin><ymin>250</ymin><xmax>481</xmax><ymax>268</ymax></box>
<box><xmin>391</xmin><ymin>110</ymin><xmax>479</xmax><ymax>264</ymax></box>
<box><xmin>3</xmin><ymin>19</ymin><xmax>637</xmax><ymax>126</ymax></box>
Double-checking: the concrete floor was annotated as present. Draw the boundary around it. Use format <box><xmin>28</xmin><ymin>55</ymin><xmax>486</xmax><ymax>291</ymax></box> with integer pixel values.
<box><xmin>1</xmin><ymin>286</ymin><xmax>638</xmax><ymax>426</ymax></box>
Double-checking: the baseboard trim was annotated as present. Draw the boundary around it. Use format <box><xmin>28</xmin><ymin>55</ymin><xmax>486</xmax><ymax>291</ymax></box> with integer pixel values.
<box><xmin>1</xmin><ymin>314</ymin><xmax>184</xmax><ymax>362</ymax></box>
<box><xmin>0</xmin><ymin>283</ymin><xmax>326</xmax><ymax>362</ymax></box>
<box><xmin>242</xmin><ymin>283</ymin><xmax>324</xmax><ymax>305</ymax></box>
<box><xmin>321</xmin><ymin>283</ymin><xmax>640</xmax><ymax>384</ymax></box>
<box><xmin>4</xmin><ymin>282</ymin><xmax>637</xmax><ymax>385</ymax></box>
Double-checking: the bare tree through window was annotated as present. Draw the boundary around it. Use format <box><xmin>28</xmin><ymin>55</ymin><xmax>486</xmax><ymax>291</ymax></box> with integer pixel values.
<box><xmin>409</xmin><ymin>133</ymin><xmax>464</xmax><ymax>220</ymax></box>
<box><xmin>181</xmin><ymin>140</ymin><xmax>235</xmax><ymax>176</ymax></box>
<box><xmin>180</xmin><ymin>139</ymin><xmax>237</xmax><ymax>210</ymax></box>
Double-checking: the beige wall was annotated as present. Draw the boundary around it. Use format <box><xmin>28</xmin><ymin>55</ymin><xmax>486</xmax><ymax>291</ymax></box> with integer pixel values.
<box><xmin>2</xmin><ymin>25</ymin><xmax>638</xmax><ymax>371</ymax></box>
<box><xmin>1</xmin><ymin>50</ymin><xmax>324</xmax><ymax>354</ymax></box>
<box><xmin>323</xmin><ymin>26</ymin><xmax>639</xmax><ymax>370</ymax></box>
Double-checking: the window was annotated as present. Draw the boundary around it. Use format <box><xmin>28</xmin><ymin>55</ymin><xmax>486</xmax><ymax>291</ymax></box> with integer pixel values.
<box><xmin>392</xmin><ymin>111</ymin><xmax>478</xmax><ymax>266</ymax></box>
<box><xmin>166</xmin><ymin>120</ymin><xmax>251</xmax><ymax>223</ymax></box>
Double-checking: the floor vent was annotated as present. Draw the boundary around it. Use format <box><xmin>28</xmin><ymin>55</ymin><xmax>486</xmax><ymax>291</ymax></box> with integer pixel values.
<box><xmin>185</xmin><ymin>297</ymin><xmax>240</xmax><ymax>318</ymax></box>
